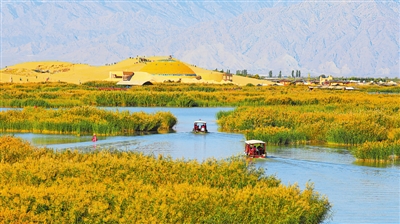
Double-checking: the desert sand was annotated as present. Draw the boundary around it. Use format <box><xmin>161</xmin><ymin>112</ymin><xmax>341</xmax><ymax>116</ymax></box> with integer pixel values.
<box><xmin>0</xmin><ymin>56</ymin><xmax>274</xmax><ymax>86</ymax></box>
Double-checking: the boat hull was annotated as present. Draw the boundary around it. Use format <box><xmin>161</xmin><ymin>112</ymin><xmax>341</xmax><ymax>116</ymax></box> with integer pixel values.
<box><xmin>247</xmin><ymin>154</ymin><xmax>267</xmax><ymax>159</ymax></box>
<box><xmin>192</xmin><ymin>130</ymin><xmax>208</xmax><ymax>134</ymax></box>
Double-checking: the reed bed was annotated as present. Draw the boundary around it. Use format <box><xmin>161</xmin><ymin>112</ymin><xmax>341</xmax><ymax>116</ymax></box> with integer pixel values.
<box><xmin>216</xmin><ymin>104</ymin><xmax>400</xmax><ymax>161</ymax></box>
<box><xmin>1</xmin><ymin>83</ymin><xmax>399</xmax><ymax>160</ymax></box>
<box><xmin>0</xmin><ymin>106</ymin><xmax>177</xmax><ymax>135</ymax></box>
<box><xmin>357</xmin><ymin>85</ymin><xmax>400</xmax><ymax>93</ymax></box>
<box><xmin>217</xmin><ymin>106</ymin><xmax>395</xmax><ymax>142</ymax></box>
<box><xmin>0</xmin><ymin>136</ymin><xmax>331</xmax><ymax>223</ymax></box>
<box><xmin>246</xmin><ymin>127</ymin><xmax>308</xmax><ymax>145</ymax></box>
<box><xmin>354</xmin><ymin>140</ymin><xmax>400</xmax><ymax>161</ymax></box>
<box><xmin>1</xmin><ymin>83</ymin><xmax>399</xmax><ymax>108</ymax></box>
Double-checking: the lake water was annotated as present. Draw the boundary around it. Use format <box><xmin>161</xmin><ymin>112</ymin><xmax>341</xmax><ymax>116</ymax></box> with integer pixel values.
<box><xmin>1</xmin><ymin>107</ymin><xmax>399</xmax><ymax>223</ymax></box>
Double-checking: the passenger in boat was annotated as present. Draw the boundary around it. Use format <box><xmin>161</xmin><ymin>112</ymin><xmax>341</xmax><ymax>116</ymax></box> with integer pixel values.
<box><xmin>249</xmin><ymin>145</ymin><xmax>256</xmax><ymax>156</ymax></box>
<box><xmin>200</xmin><ymin>124</ymin><xmax>205</xmax><ymax>132</ymax></box>
<box><xmin>257</xmin><ymin>145</ymin><xmax>264</xmax><ymax>155</ymax></box>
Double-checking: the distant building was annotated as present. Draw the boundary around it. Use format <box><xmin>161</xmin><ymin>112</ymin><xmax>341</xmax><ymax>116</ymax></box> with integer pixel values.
<box><xmin>277</xmin><ymin>79</ymin><xmax>292</xmax><ymax>86</ymax></box>
<box><xmin>109</xmin><ymin>71</ymin><xmax>134</xmax><ymax>79</ymax></box>
<box><xmin>319</xmin><ymin>75</ymin><xmax>349</xmax><ymax>86</ymax></box>
<box><xmin>320</xmin><ymin>75</ymin><xmax>333</xmax><ymax>85</ymax></box>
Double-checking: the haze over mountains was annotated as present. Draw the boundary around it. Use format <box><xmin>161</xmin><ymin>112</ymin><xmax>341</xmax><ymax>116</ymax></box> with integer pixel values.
<box><xmin>2</xmin><ymin>0</ymin><xmax>399</xmax><ymax>78</ymax></box>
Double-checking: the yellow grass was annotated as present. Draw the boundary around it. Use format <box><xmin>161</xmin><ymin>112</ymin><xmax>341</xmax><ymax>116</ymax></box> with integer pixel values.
<box><xmin>0</xmin><ymin>56</ymin><xmax>271</xmax><ymax>86</ymax></box>
<box><xmin>0</xmin><ymin>136</ymin><xmax>332</xmax><ymax>223</ymax></box>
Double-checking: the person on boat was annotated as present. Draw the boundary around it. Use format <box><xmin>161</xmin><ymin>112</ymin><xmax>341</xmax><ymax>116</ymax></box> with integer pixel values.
<box><xmin>249</xmin><ymin>145</ymin><xmax>256</xmax><ymax>156</ymax></box>
<box><xmin>258</xmin><ymin>145</ymin><xmax>264</xmax><ymax>155</ymax></box>
<box><xmin>200</xmin><ymin>124</ymin><xmax>206</xmax><ymax>132</ymax></box>
<box><xmin>245</xmin><ymin>145</ymin><xmax>249</xmax><ymax>155</ymax></box>
<box><xmin>92</xmin><ymin>133</ymin><xmax>97</xmax><ymax>142</ymax></box>
<box><xmin>256</xmin><ymin>145</ymin><xmax>261</xmax><ymax>154</ymax></box>
<box><xmin>253</xmin><ymin>145</ymin><xmax>259</xmax><ymax>155</ymax></box>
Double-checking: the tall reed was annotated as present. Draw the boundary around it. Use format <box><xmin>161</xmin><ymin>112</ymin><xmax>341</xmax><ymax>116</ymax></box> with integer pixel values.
<box><xmin>1</xmin><ymin>83</ymin><xmax>399</xmax><ymax>108</ymax></box>
<box><xmin>354</xmin><ymin>140</ymin><xmax>400</xmax><ymax>161</ymax></box>
<box><xmin>217</xmin><ymin>105</ymin><xmax>395</xmax><ymax>147</ymax></box>
<box><xmin>0</xmin><ymin>106</ymin><xmax>177</xmax><ymax>135</ymax></box>
<box><xmin>246</xmin><ymin>126</ymin><xmax>308</xmax><ymax>145</ymax></box>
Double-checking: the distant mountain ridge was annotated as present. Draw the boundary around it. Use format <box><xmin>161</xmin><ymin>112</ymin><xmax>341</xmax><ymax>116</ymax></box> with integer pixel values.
<box><xmin>1</xmin><ymin>0</ymin><xmax>399</xmax><ymax>78</ymax></box>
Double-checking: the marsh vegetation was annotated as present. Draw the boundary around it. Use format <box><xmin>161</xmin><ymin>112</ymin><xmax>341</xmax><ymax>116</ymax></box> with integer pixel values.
<box><xmin>1</xmin><ymin>82</ymin><xmax>399</xmax><ymax>223</ymax></box>
<box><xmin>0</xmin><ymin>136</ymin><xmax>331</xmax><ymax>223</ymax></box>
<box><xmin>1</xmin><ymin>82</ymin><xmax>399</xmax><ymax>161</ymax></box>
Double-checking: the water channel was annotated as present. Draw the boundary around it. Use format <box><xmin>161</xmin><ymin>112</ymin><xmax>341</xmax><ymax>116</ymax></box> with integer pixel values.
<box><xmin>2</xmin><ymin>107</ymin><xmax>399</xmax><ymax>223</ymax></box>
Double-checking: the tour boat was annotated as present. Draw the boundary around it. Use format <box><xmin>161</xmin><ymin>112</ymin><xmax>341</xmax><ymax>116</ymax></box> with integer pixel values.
<box><xmin>244</xmin><ymin>140</ymin><xmax>267</xmax><ymax>158</ymax></box>
<box><xmin>192</xmin><ymin>120</ymin><xmax>208</xmax><ymax>133</ymax></box>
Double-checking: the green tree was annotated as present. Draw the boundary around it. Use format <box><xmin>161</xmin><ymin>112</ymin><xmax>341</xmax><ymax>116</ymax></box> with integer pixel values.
<box><xmin>292</xmin><ymin>70</ymin><xmax>294</xmax><ymax>78</ymax></box>
<box><xmin>278</xmin><ymin>71</ymin><xmax>282</xmax><ymax>78</ymax></box>
<box><xmin>269</xmin><ymin>70</ymin><xmax>273</xmax><ymax>78</ymax></box>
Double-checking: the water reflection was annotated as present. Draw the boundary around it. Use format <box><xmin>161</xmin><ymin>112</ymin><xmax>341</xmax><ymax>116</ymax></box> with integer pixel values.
<box><xmin>353</xmin><ymin>160</ymin><xmax>400</xmax><ymax>168</ymax></box>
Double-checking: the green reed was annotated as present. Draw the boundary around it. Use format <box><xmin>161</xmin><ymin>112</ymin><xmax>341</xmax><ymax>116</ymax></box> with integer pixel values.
<box><xmin>217</xmin><ymin>105</ymin><xmax>396</xmax><ymax>146</ymax></box>
<box><xmin>246</xmin><ymin>126</ymin><xmax>308</xmax><ymax>145</ymax></box>
<box><xmin>0</xmin><ymin>106</ymin><xmax>176</xmax><ymax>135</ymax></box>
<box><xmin>354</xmin><ymin>140</ymin><xmax>400</xmax><ymax>161</ymax></box>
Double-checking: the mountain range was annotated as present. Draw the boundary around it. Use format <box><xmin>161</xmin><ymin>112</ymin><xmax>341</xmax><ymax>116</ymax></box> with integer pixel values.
<box><xmin>1</xmin><ymin>0</ymin><xmax>399</xmax><ymax>78</ymax></box>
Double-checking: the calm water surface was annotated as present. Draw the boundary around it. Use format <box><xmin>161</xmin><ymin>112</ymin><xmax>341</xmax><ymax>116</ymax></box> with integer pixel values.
<box><xmin>2</xmin><ymin>107</ymin><xmax>399</xmax><ymax>223</ymax></box>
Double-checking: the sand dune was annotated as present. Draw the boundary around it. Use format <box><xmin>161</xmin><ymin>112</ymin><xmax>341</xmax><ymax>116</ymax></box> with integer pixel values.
<box><xmin>0</xmin><ymin>56</ymin><xmax>274</xmax><ymax>86</ymax></box>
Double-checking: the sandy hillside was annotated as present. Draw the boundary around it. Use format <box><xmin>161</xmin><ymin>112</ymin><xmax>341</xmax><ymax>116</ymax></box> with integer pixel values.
<box><xmin>0</xmin><ymin>58</ymin><xmax>144</xmax><ymax>84</ymax></box>
<box><xmin>0</xmin><ymin>56</ymin><xmax>272</xmax><ymax>86</ymax></box>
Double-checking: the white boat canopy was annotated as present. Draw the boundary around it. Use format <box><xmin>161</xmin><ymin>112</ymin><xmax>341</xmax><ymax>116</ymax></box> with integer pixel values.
<box><xmin>245</xmin><ymin>140</ymin><xmax>265</xmax><ymax>144</ymax></box>
<box><xmin>194</xmin><ymin>121</ymin><xmax>207</xmax><ymax>124</ymax></box>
